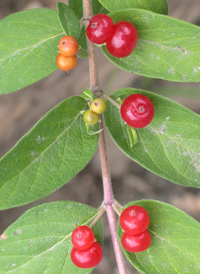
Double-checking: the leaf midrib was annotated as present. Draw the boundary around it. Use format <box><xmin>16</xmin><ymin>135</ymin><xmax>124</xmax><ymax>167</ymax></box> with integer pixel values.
<box><xmin>2</xmin><ymin>211</ymin><xmax>98</xmax><ymax>273</ymax></box>
<box><xmin>149</xmin><ymin>125</ymin><xmax>200</xmax><ymax>157</ymax></box>
<box><xmin>0</xmin><ymin>32</ymin><xmax>64</xmax><ymax>62</ymax></box>
<box><xmin>138</xmin><ymin>39</ymin><xmax>200</xmax><ymax>54</ymax></box>
<box><xmin>0</xmin><ymin>102</ymin><xmax>86</xmax><ymax>191</ymax></box>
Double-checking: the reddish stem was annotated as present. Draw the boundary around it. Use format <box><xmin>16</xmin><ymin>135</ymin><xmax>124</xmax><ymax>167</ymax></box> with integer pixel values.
<box><xmin>98</xmin><ymin>117</ymin><xmax>127</xmax><ymax>274</ymax></box>
<box><xmin>82</xmin><ymin>0</ymin><xmax>100</xmax><ymax>92</ymax></box>
<box><xmin>82</xmin><ymin>1</ymin><xmax>128</xmax><ymax>273</ymax></box>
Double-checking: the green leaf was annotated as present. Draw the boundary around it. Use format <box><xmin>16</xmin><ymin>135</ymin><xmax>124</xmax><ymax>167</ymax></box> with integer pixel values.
<box><xmin>99</xmin><ymin>0</ymin><xmax>168</xmax><ymax>15</ymax></box>
<box><xmin>81</xmin><ymin>88</ymin><xmax>95</xmax><ymax>101</ymax></box>
<box><xmin>77</xmin><ymin>48</ymin><xmax>88</xmax><ymax>59</ymax></box>
<box><xmin>153</xmin><ymin>85</ymin><xmax>200</xmax><ymax>98</ymax></box>
<box><xmin>68</xmin><ymin>0</ymin><xmax>108</xmax><ymax>20</ymax></box>
<box><xmin>0</xmin><ymin>96</ymin><xmax>99</xmax><ymax>210</ymax></box>
<box><xmin>68</xmin><ymin>0</ymin><xmax>87</xmax><ymax>49</ymax></box>
<box><xmin>77</xmin><ymin>27</ymin><xmax>88</xmax><ymax>50</ymax></box>
<box><xmin>0</xmin><ymin>201</ymin><xmax>103</xmax><ymax>273</ymax></box>
<box><xmin>118</xmin><ymin>200</ymin><xmax>200</xmax><ymax>274</ymax></box>
<box><xmin>57</xmin><ymin>2</ymin><xmax>80</xmax><ymax>38</ymax></box>
<box><xmin>102</xmin><ymin>9</ymin><xmax>200</xmax><ymax>82</ymax></box>
<box><xmin>0</xmin><ymin>9</ymin><xmax>64</xmax><ymax>94</ymax></box>
<box><xmin>104</xmin><ymin>88</ymin><xmax>200</xmax><ymax>188</ymax></box>
<box><xmin>68</xmin><ymin>0</ymin><xmax>83</xmax><ymax>20</ymax></box>
<box><xmin>92</xmin><ymin>0</ymin><xmax>108</xmax><ymax>15</ymax></box>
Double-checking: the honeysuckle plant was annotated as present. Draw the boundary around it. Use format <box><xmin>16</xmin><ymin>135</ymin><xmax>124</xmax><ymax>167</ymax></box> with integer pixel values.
<box><xmin>0</xmin><ymin>0</ymin><xmax>200</xmax><ymax>273</ymax></box>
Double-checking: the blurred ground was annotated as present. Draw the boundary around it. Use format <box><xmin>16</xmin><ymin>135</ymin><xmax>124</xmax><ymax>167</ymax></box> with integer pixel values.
<box><xmin>0</xmin><ymin>0</ymin><xmax>200</xmax><ymax>273</ymax></box>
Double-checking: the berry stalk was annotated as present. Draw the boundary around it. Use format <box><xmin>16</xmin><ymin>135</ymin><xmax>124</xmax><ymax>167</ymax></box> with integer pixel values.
<box><xmin>89</xmin><ymin>203</ymin><xmax>106</xmax><ymax>229</ymax></box>
<box><xmin>83</xmin><ymin>0</ymin><xmax>128</xmax><ymax>273</ymax></box>
<box><xmin>102</xmin><ymin>92</ymin><xmax>121</xmax><ymax>109</ymax></box>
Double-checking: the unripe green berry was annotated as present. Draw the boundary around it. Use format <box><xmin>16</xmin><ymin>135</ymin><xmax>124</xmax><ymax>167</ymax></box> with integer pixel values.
<box><xmin>83</xmin><ymin>110</ymin><xmax>99</xmax><ymax>125</ymax></box>
<box><xmin>90</xmin><ymin>98</ymin><xmax>107</xmax><ymax>115</ymax></box>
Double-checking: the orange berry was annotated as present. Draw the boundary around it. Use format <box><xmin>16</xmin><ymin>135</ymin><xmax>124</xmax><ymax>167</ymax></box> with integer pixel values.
<box><xmin>58</xmin><ymin>36</ymin><xmax>79</xmax><ymax>57</ymax></box>
<box><xmin>56</xmin><ymin>53</ymin><xmax>77</xmax><ymax>72</ymax></box>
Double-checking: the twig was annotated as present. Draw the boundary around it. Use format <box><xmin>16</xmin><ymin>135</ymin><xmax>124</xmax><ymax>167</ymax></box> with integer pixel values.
<box><xmin>82</xmin><ymin>0</ymin><xmax>100</xmax><ymax>93</ymax></box>
<box><xmin>98</xmin><ymin>117</ymin><xmax>127</xmax><ymax>274</ymax></box>
<box><xmin>83</xmin><ymin>1</ymin><xmax>128</xmax><ymax>273</ymax></box>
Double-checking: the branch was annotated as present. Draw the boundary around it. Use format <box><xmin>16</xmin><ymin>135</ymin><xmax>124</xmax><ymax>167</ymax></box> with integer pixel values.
<box><xmin>82</xmin><ymin>0</ymin><xmax>100</xmax><ymax>93</ymax></box>
<box><xmin>82</xmin><ymin>1</ymin><xmax>128</xmax><ymax>273</ymax></box>
<box><xmin>98</xmin><ymin>117</ymin><xmax>127</xmax><ymax>274</ymax></box>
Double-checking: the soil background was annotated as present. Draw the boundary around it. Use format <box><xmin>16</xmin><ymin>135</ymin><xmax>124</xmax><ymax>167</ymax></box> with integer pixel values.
<box><xmin>0</xmin><ymin>0</ymin><xmax>200</xmax><ymax>273</ymax></box>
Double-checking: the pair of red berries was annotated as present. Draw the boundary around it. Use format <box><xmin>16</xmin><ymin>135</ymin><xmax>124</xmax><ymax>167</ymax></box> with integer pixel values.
<box><xmin>119</xmin><ymin>205</ymin><xmax>151</xmax><ymax>252</ymax></box>
<box><xmin>56</xmin><ymin>36</ymin><xmax>79</xmax><ymax>72</ymax></box>
<box><xmin>86</xmin><ymin>14</ymin><xmax>138</xmax><ymax>58</ymax></box>
<box><xmin>121</xmin><ymin>94</ymin><xmax>155</xmax><ymax>128</ymax></box>
<box><xmin>71</xmin><ymin>225</ymin><xmax>103</xmax><ymax>268</ymax></box>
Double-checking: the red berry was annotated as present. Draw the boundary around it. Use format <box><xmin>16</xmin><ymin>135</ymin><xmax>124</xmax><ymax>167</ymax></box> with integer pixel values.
<box><xmin>56</xmin><ymin>53</ymin><xmax>77</xmax><ymax>71</ymax></box>
<box><xmin>121</xmin><ymin>230</ymin><xmax>151</xmax><ymax>252</ymax></box>
<box><xmin>71</xmin><ymin>242</ymin><xmax>103</xmax><ymax>268</ymax></box>
<box><xmin>120</xmin><ymin>94</ymin><xmax>154</xmax><ymax>128</ymax></box>
<box><xmin>86</xmin><ymin>14</ymin><xmax>114</xmax><ymax>44</ymax></box>
<box><xmin>71</xmin><ymin>226</ymin><xmax>95</xmax><ymax>250</ymax></box>
<box><xmin>106</xmin><ymin>21</ymin><xmax>138</xmax><ymax>57</ymax></box>
<box><xmin>58</xmin><ymin>36</ymin><xmax>79</xmax><ymax>57</ymax></box>
<box><xmin>119</xmin><ymin>205</ymin><xmax>150</xmax><ymax>235</ymax></box>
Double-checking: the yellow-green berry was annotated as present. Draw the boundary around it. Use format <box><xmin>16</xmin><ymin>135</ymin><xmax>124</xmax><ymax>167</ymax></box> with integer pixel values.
<box><xmin>83</xmin><ymin>110</ymin><xmax>99</xmax><ymax>125</ymax></box>
<box><xmin>90</xmin><ymin>98</ymin><xmax>107</xmax><ymax>114</ymax></box>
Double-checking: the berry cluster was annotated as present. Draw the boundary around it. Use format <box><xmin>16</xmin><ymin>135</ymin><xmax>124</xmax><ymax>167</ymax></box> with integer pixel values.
<box><xmin>83</xmin><ymin>98</ymin><xmax>107</xmax><ymax>125</ymax></box>
<box><xmin>121</xmin><ymin>94</ymin><xmax>155</xmax><ymax>128</ymax></box>
<box><xmin>120</xmin><ymin>205</ymin><xmax>151</xmax><ymax>252</ymax></box>
<box><xmin>71</xmin><ymin>226</ymin><xmax>103</xmax><ymax>268</ymax></box>
<box><xmin>56</xmin><ymin>36</ymin><xmax>79</xmax><ymax>72</ymax></box>
<box><xmin>86</xmin><ymin>14</ymin><xmax>138</xmax><ymax>58</ymax></box>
